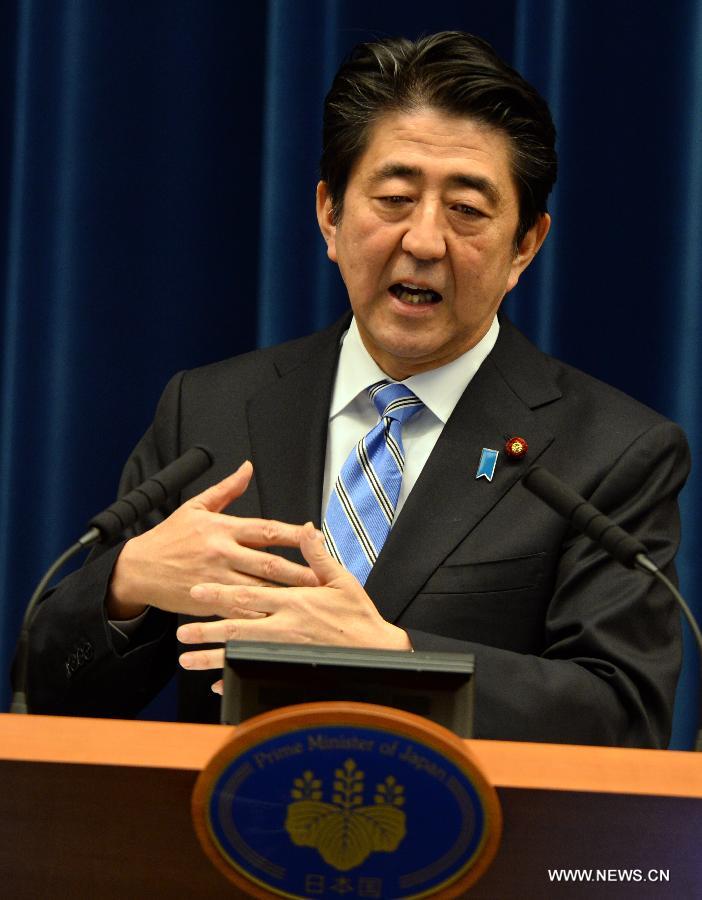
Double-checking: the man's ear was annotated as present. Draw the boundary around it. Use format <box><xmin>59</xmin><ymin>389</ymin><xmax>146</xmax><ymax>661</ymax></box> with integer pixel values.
<box><xmin>316</xmin><ymin>181</ymin><xmax>338</xmax><ymax>262</ymax></box>
<box><xmin>506</xmin><ymin>213</ymin><xmax>551</xmax><ymax>293</ymax></box>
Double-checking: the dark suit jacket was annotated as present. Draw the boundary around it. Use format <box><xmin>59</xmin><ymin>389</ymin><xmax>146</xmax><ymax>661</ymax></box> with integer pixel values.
<box><xmin>27</xmin><ymin>314</ymin><xmax>690</xmax><ymax>746</ymax></box>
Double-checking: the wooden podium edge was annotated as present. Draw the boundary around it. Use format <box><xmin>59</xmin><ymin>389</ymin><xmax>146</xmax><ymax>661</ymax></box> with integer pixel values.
<box><xmin>1</xmin><ymin>712</ymin><xmax>700</xmax><ymax>799</ymax></box>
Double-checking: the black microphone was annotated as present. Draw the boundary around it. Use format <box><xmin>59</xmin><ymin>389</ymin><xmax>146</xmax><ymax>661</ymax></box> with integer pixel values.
<box><xmin>85</xmin><ymin>445</ymin><xmax>213</xmax><ymax>543</ymax></box>
<box><xmin>522</xmin><ymin>465</ymin><xmax>647</xmax><ymax>568</ymax></box>
<box><xmin>11</xmin><ymin>445</ymin><xmax>214</xmax><ymax>714</ymax></box>
<box><xmin>522</xmin><ymin>464</ymin><xmax>702</xmax><ymax>751</ymax></box>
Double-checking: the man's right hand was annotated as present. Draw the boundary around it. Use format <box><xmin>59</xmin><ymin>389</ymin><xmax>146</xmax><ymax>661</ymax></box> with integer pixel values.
<box><xmin>106</xmin><ymin>460</ymin><xmax>319</xmax><ymax>620</ymax></box>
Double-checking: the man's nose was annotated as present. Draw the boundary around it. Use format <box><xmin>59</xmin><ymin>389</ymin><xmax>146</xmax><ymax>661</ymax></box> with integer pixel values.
<box><xmin>401</xmin><ymin>204</ymin><xmax>447</xmax><ymax>260</ymax></box>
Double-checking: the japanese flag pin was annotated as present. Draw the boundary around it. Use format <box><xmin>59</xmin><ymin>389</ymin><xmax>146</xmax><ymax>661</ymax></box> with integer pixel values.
<box><xmin>476</xmin><ymin>448</ymin><xmax>499</xmax><ymax>481</ymax></box>
<box><xmin>504</xmin><ymin>435</ymin><xmax>528</xmax><ymax>460</ymax></box>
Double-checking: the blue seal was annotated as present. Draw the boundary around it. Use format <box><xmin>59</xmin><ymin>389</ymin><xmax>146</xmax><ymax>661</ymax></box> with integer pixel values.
<box><xmin>195</xmin><ymin>707</ymin><xmax>501</xmax><ymax>899</ymax></box>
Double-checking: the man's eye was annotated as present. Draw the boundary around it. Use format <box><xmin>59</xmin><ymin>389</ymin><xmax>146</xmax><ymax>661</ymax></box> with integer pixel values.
<box><xmin>379</xmin><ymin>195</ymin><xmax>411</xmax><ymax>204</ymax></box>
<box><xmin>452</xmin><ymin>203</ymin><xmax>483</xmax><ymax>217</ymax></box>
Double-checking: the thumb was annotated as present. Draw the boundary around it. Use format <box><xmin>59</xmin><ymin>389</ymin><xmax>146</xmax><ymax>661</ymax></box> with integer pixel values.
<box><xmin>190</xmin><ymin>460</ymin><xmax>253</xmax><ymax>512</ymax></box>
<box><xmin>299</xmin><ymin>521</ymin><xmax>351</xmax><ymax>586</ymax></box>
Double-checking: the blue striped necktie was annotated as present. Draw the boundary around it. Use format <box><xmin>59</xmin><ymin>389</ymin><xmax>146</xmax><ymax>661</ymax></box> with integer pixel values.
<box><xmin>323</xmin><ymin>380</ymin><xmax>424</xmax><ymax>584</ymax></box>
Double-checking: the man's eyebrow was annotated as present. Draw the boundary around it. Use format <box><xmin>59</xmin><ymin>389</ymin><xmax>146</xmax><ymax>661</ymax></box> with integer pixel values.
<box><xmin>368</xmin><ymin>164</ymin><xmax>502</xmax><ymax>206</ymax></box>
<box><xmin>368</xmin><ymin>163</ymin><xmax>423</xmax><ymax>184</ymax></box>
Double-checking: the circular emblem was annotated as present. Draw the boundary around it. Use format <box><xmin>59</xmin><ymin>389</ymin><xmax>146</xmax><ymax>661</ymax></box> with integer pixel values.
<box><xmin>193</xmin><ymin>702</ymin><xmax>501</xmax><ymax>899</ymax></box>
<box><xmin>504</xmin><ymin>436</ymin><xmax>528</xmax><ymax>459</ymax></box>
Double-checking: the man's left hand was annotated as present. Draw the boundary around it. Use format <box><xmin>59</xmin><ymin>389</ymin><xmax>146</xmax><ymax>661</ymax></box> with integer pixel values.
<box><xmin>176</xmin><ymin>522</ymin><xmax>412</xmax><ymax>693</ymax></box>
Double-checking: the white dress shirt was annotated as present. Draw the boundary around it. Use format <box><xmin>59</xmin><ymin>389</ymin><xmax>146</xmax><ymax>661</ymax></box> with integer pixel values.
<box><xmin>322</xmin><ymin>315</ymin><xmax>500</xmax><ymax>523</ymax></box>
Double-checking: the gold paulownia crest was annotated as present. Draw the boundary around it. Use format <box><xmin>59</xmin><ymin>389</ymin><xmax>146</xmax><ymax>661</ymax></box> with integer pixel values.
<box><xmin>284</xmin><ymin>758</ymin><xmax>407</xmax><ymax>871</ymax></box>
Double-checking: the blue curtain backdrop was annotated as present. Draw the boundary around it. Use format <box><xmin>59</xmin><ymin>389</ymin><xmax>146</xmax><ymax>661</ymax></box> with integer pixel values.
<box><xmin>1</xmin><ymin>0</ymin><xmax>699</xmax><ymax>748</ymax></box>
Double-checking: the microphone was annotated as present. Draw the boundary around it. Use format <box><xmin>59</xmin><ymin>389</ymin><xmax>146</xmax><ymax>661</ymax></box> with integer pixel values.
<box><xmin>522</xmin><ymin>464</ymin><xmax>702</xmax><ymax>751</ymax></box>
<box><xmin>521</xmin><ymin>465</ymin><xmax>647</xmax><ymax>568</ymax></box>
<box><xmin>11</xmin><ymin>446</ymin><xmax>214</xmax><ymax>714</ymax></box>
<box><xmin>85</xmin><ymin>445</ymin><xmax>213</xmax><ymax>543</ymax></box>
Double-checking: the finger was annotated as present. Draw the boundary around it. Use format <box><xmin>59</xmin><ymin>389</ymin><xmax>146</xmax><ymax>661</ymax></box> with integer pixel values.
<box><xmin>188</xmin><ymin>583</ymin><xmax>277</xmax><ymax>619</ymax></box>
<box><xmin>211</xmin><ymin>679</ymin><xmax>224</xmax><ymax>695</ymax></box>
<box><xmin>231</xmin><ymin>518</ymin><xmax>310</xmax><ymax>549</ymax></box>
<box><xmin>300</xmin><ymin>521</ymin><xmax>351</xmax><ymax>585</ymax></box>
<box><xmin>190</xmin><ymin>460</ymin><xmax>253</xmax><ymax>513</ymax></box>
<box><xmin>228</xmin><ymin>545</ymin><xmax>320</xmax><ymax>587</ymax></box>
<box><xmin>179</xmin><ymin>619</ymin><xmax>238</xmax><ymax>644</ymax></box>
<box><xmin>198</xmin><ymin>570</ymin><xmax>272</xmax><ymax>589</ymax></box>
<box><xmin>188</xmin><ymin>583</ymin><xmax>285</xmax><ymax>620</ymax></box>
<box><xmin>178</xmin><ymin>647</ymin><xmax>225</xmax><ymax>671</ymax></box>
<box><xmin>178</xmin><ymin>614</ymin><xmax>265</xmax><ymax>645</ymax></box>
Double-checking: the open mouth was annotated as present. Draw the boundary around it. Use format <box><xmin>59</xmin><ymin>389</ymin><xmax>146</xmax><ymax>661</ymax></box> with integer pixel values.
<box><xmin>389</xmin><ymin>282</ymin><xmax>443</xmax><ymax>305</ymax></box>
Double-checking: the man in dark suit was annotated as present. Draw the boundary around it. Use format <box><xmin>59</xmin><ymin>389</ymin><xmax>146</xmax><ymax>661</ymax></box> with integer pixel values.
<box><xmin>27</xmin><ymin>33</ymin><xmax>689</xmax><ymax>746</ymax></box>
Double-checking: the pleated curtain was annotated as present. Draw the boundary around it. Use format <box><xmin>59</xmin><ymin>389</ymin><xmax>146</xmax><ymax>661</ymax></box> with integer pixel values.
<box><xmin>1</xmin><ymin>0</ymin><xmax>699</xmax><ymax>747</ymax></box>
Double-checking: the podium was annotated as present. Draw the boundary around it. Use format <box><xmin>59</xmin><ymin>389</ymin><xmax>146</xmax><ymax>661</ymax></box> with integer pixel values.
<box><xmin>1</xmin><ymin>712</ymin><xmax>701</xmax><ymax>898</ymax></box>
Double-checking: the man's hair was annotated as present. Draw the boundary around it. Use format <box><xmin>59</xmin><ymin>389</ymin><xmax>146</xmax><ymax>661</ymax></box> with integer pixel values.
<box><xmin>321</xmin><ymin>32</ymin><xmax>557</xmax><ymax>245</ymax></box>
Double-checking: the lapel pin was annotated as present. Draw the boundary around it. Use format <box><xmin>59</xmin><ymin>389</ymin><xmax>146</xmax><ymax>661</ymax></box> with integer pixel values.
<box><xmin>505</xmin><ymin>436</ymin><xmax>528</xmax><ymax>460</ymax></box>
<box><xmin>476</xmin><ymin>448</ymin><xmax>499</xmax><ymax>481</ymax></box>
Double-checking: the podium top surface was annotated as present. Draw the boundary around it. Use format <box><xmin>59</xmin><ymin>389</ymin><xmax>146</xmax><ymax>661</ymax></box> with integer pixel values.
<box><xmin>1</xmin><ymin>712</ymin><xmax>700</xmax><ymax>799</ymax></box>
<box><xmin>0</xmin><ymin>714</ymin><xmax>702</xmax><ymax>798</ymax></box>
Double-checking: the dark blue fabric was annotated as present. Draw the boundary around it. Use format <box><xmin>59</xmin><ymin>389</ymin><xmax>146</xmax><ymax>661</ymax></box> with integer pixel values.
<box><xmin>1</xmin><ymin>0</ymin><xmax>699</xmax><ymax>747</ymax></box>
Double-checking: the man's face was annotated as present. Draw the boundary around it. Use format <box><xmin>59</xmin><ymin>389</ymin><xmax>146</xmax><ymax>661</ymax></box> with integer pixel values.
<box><xmin>317</xmin><ymin>108</ymin><xmax>550</xmax><ymax>379</ymax></box>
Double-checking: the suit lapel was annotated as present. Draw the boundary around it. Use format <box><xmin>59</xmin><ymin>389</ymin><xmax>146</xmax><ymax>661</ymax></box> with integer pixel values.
<box><xmin>365</xmin><ymin>317</ymin><xmax>561</xmax><ymax>623</ymax></box>
<box><xmin>245</xmin><ymin>313</ymin><xmax>562</xmax><ymax>615</ymax></box>
<box><xmin>246</xmin><ymin>318</ymin><xmax>349</xmax><ymax>540</ymax></box>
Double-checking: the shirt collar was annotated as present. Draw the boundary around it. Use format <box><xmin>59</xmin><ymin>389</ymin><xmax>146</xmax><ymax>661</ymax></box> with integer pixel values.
<box><xmin>330</xmin><ymin>316</ymin><xmax>500</xmax><ymax>424</ymax></box>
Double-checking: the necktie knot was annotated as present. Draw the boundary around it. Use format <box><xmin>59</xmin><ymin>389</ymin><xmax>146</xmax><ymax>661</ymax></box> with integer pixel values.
<box><xmin>368</xmin><ymin>380</ymin><xmax>423</xmax><ymax>424</ymax></box>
